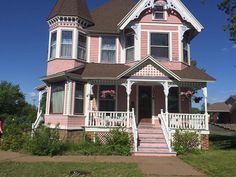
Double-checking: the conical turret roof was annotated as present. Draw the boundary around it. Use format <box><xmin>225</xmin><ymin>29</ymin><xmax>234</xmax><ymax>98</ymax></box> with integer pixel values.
<box><xmin>48</xmin><ymin>0</ymin><xmax>93</xmax><ymax>24</ymax></box>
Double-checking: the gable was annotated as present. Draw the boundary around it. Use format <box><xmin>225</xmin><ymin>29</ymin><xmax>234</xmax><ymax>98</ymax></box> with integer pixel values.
<box><xmin>118</xmin><ymin>0</ymin><xmax>203</xmax><ymax>32</ymax></box>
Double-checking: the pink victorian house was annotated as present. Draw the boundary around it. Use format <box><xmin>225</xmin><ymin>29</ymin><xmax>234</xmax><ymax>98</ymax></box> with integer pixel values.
<box><xmin>33</xmin><ymin>0</ymin><xmax>215</xmax><ymax>156</ymax></box>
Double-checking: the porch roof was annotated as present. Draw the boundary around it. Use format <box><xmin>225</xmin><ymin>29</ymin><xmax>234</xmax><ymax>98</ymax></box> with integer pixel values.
<box><xmin>208</xmin><ymin>102</ymin><xmax>230</xmax><ymax>113</ymax></box>
<box><xmin>41</xmin><ymin>58</ymin><xmax>215</xmax><ymax>83</ymax></box>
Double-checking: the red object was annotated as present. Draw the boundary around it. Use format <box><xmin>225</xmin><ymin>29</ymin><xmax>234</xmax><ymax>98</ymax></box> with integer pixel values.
<box><xmin>0</xmin><ymin>119</ymin><xmax>3</xmax><ymax>133</ymax></box>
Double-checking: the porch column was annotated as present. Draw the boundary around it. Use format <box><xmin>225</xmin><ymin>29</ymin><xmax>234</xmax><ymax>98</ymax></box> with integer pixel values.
<box><xmin>37</xmin><ymin>89</ymin><xmax>46</xmax><ymax>117</ymax></box>
<box><xmin>66</xmin><ymin>81</ymin><xmax>73</xmax><ymax>116</ymax></box>
<box><xmin>202</xmin><ymin>86</ymin><xmax>209</xmax><ymax>130</ymax></box>
<box><xmin>122</xmin><ymin>80</ymin><xmax>135</xmax><ymax>127</ymax></box>
<box><xmin>84</xmin><ymin>83</ymin><xmax>92</xmax><ymax>127</ymax></box>
<box><xmin>162</xmin><ymin>82</ymin><xmax>170</xmax><ymax>113</ymax></box>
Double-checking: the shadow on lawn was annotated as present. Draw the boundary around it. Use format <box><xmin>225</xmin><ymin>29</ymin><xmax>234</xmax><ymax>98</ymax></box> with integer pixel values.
<box><xmin>210</xmin><ymin>134</ymin><xmax>236</xmax><ymax>150</ymax></box>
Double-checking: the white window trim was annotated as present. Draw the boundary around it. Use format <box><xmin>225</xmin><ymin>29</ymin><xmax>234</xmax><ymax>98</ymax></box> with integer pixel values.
<box><xmin>77</xmin><ymin>32</ymin><xmax>87</xmax><ymax>61</ymax></box>
<box><xmin>152</xmin><ymin>8</ymin><xmax>167</xmax><ymax>21</ymax></box>
<box><xmin>182</xmin><ymin>39</ymin><xmax>190</xmax><ymax>64</ymax></box>
<box><xmin>48</xmin><ymin>29</ymin><xmax>58</xmax><ymax>60</ymax></box>
<box><xmin>60</xmin><ymin>29</ymin><xmax>74</xmax><ymax>59</ymax></box>
<box><xmin>149</xmin><ymin>32</ymin><xmax>172</xmax><ymax>61</ymax></box>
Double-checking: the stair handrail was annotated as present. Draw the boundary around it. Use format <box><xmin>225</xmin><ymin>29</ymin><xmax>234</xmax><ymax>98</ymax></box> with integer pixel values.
<box><xmin>160</xmin><ymin>109</ymin><xmax>171</xmax><ymax>152</ymax></box>
<box><xmin>31</xmin><ymin>110</ymin><xmax>44</xmax><ymax>135</ymax></box>
<box><xmin>131</xmin><ymin>108</ymin><xmax>138</xmax><ymax>152</ymax></box>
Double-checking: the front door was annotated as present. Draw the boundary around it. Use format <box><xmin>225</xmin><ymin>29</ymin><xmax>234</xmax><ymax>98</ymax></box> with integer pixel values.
<box><xmin>138</xmin><ymin>86</ymin><xmax>152</xmax><ymax>122</ymax></box>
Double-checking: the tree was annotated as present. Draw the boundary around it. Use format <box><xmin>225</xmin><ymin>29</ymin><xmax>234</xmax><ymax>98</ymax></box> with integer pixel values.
<box><xmin>218</xmin><ymin>0</ymin><xmax>236</xmax><ymax>43</ymax></box>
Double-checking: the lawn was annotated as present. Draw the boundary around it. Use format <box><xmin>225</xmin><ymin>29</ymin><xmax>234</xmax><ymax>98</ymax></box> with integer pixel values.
<box><xmin>0</xmin><ymin>162</ymin><xmax>143</xmax><ymax>177</ymax></box>
<box><xmin>181</xmin><ymin>134</ymin><xmax>236</xmax><ymax>177</ymax></box>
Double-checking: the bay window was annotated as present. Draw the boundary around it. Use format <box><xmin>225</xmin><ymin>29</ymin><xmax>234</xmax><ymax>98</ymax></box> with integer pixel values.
<box><xmin>99</xmin><ymin>86</ymin><xmax>116</xmax><ymax>111</ymax></box>
<box><xmin>50</xmin><ymin>82</ymin><xmax>65</xmax><ymax>114</ymax></box>
<box><xmin>78</xmin><ymin>33</ymin><xmax>87</xmax><ymax>60</ymax></box>
<box><xmin>50</xmin><ymin>31</ymin><xmax>57</xmax><ymax>59</ymax></box>
<box><xmin>101</xmin><ymin>37</ymin><xmax>116</xmax><ymax>63</ymax></box>
<box><xmin>151</xmin><ymin>33</ymin><xmax>169</xmax><ymax>59</ymax></box>
<box><xmin>74</xmin><ymin>83</ymin><xmax>84</xmax><ymax>114</ymax></box>
<box><xmin>125</xmin><ymin>34</ymin><xmax>135</xmax><ymax>62</ymax></box>
<box><xmin>61</xmin><ymin>31</ymin><xmax>73</xmax><ymax>57</ymax></box>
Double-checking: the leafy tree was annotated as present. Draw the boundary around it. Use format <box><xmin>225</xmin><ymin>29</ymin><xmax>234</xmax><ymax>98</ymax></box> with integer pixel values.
<box><xmin>218</xmin><ymin>0</ymin><xmax>236</xmax><ymax>43</ymax></box>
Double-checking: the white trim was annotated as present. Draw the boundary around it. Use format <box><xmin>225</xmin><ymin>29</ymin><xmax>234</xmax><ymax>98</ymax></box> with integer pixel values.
<box><xmin>87</xmin><ymin>36</ymin><xmax>91</xmax><ymax>62</ymax></box>
<box><xmin>169</xmin><ymin>32</ymin><xmax>172</xmax><ymax>61</ymax></box>
<box><xmin>56</xmin><ymin>29</ymin><xmax>62</xmax><ymax>59</ymax></box>
<box><xmin>72</xmin><ymin>28</ymin><xmax>78</xmax><ymax>59</ymax></box>
<box><xmin>141</xmin><ymin>29</ymin><xmax>178</xmax><ymax>32</ymax></box>
<box><xmin>139</xmin><ymin>22</ymin><xmax>182</xmax><ymax>26</ymax></box>
<box><xmin>98</xmin><ymin>36</ymin><xmax>101</xmax><ymax>63</ymax></box>
<box><xmin>47</xmin><ymin>124</ymin><xmax>84</xmax><ymax>130</ymax></box>
<box><xmin>116</xmin><ymin>37</ymin><xmax>119</xmax><ymax>64</ymax></box>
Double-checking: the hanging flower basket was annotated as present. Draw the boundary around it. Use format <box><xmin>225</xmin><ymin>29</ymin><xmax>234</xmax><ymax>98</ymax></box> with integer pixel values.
<box><xmin>100</xmin><ymin>90</ymin><xmax>116</xmax><ymax>99</ymax></box>
<box><xmin>193</xmin><ymin>96</ymin><xmax>203</xmax><ymax>103</ymax></box>
<box><xmin>180</xmin><ymin>90</ymin><xmax>194</xmax><ymax>98</ymax></box>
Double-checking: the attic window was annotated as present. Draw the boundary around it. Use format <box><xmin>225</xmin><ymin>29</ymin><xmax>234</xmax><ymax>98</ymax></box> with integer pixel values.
<box><xmin>154</xmin><ymin>5</ymin><xmax>165</xmax><ymax>20</ymax></box>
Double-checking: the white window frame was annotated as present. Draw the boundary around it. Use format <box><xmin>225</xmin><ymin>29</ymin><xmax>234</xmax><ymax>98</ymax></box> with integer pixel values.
<box><xmin>125</xmin><ymin>34</ymin><xmax>135</xmax><ymax>63</ymax></box>
<box><xmin>60</xmin><ymin>30</ymin><xmax>73</xmax><ymax>58</ymax></box>
<box><xmin>100</xmin><ymin>36</ymin><xmax>117</xmax><ymax>64</ymax></box>
<box><xmin>48</xmin><ymin>30</ymin><xmax>58</xmax><ymax>60</ymax></box>
<box><xmin>74</xmin><ymin>83</ymin><xmax>84</xmax><ymax>114</ymax></box>
<box><xmin>150</xmin><ymin>32</ymin><xmax>170</xmax><ymax>60</ymax></box>
<box><xmin>152</xmin><ymin>5</ymin><xmax>167</xmax><ymax>21</ymax></box>
<box><xmin>77</xmin><ymin>32</ymin><xmax>87</xmax><ymax>61</ymax></box>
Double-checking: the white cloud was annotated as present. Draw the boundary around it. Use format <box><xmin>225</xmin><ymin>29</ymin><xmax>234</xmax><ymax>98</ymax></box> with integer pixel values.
<box><xmin>232</xmin><ymin>44</ymin><xmax>236</xmax><ymax>49</ymax></box>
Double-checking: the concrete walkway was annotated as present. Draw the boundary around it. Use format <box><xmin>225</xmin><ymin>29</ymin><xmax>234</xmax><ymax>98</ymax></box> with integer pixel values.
<box><xmin>0</xmin><ymin>151</ymin><xmax>206</xmax><ymax>177</ymax></box>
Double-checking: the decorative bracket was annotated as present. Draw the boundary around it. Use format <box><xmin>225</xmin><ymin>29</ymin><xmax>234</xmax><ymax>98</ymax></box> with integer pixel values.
<box><xmin>122</xmin><ymin>80</ymin><xmax>135</xmax><ymax>95</ymax></box>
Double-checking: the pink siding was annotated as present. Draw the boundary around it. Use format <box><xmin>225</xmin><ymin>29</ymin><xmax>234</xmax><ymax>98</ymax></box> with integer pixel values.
<box><xmin>45</xmin><ymin>115</ymin><xmax>85</xmax><ymax>128</ymax></box>
<box><xmin>141</xmin><ymin>31</ymin><xmax>148</xmax><ymax>58</ymax></box>
<box><xmin>117</xmin><ymin>86</ymin><xmax>127</xmax><ymax>111</ymax></box>
<box><xmin>141</xmin><ymin>25</ymin><xmax>178</xmax><ymax>31</ymax></box>
<box><xmin>90</xmin><ymin>36</ymin><xmax>99</xmax><ymax>63</ymax></box>
<box><xmin>180</xmin><ymin>88</ymin><xmax>191</xmax><ymax>113</ymax></box>
<box><xmin>172</xmin><ymin>32</ymin><xmax>179</xmax><ymax>61</ymax></box>
<box><xmin>47</xmin><ymin>59</ymin><xmax>84</xmax><ymax>75</ymax></box>
<box><xmin>153</xmin><ymin>86</ymin><xmax>165</xmax><ymax>116</ymax></box>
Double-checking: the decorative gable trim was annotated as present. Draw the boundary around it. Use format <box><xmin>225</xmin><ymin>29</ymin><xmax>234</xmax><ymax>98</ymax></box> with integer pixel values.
<box><xmin>118</xmin><ymin>0</ymin><xmax>204</xmax><ymax>32</ymax></box>
<box><xmin>117</xmin><ymin>55</ymin><xmax>181</xmax><ymax>81</ymax></box>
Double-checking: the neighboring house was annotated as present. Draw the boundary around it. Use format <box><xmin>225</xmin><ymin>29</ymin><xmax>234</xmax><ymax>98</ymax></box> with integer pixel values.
<box><xmin>209</xmin><ymin>96</ymin><xmax>236</xmax><ymax>124</ymax></box>
<box><xmin>34</xmin><ymin>0</ymin><xmax>215</xmax><ymax>156</ymax></box>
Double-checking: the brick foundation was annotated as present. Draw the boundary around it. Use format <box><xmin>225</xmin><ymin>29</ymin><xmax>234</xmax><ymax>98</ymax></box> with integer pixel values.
<box><xmin>201</xmin><ymin>134</ymin><xmax>209</xmax><ymax>150</ymax></box>
<box><xmin>58</xmin><ymin>129</ymin><xmax>84</xmax><ymax>142</ymax></box>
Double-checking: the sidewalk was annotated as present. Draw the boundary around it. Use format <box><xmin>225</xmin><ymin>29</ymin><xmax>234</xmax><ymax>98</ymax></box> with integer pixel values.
<box><xmin>0</xmin><ymin>151</ymin><xmax>206</xmax><ymax>177</ymax></box>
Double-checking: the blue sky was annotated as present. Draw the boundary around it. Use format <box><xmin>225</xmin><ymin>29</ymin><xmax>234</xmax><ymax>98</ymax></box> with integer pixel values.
<box><xmin>0</xmin><ymin>0</ymin><xmax>235</xmax><ymax>105</ymax></box>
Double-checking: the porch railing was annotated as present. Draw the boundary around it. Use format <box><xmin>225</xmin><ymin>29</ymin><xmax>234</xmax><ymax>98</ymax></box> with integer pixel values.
<box><xmin>131</xmin><ymin>109</ymin><xmax>138</xmax><ymax>152</ymax></box>
<box><xmin>31</xmin><ymin>110</ymin><xmax>44</xmax><ymax>135</ymax></box>
<box><xmin>88</xmin><ymin>111</ymin><xmax>133</xmax><ymax>128</ymax></box>
<box><xmin>168</xmin><ymin>113</ymin><xmax>208</xmax><ymax>130</ymax></box>
<box><xmin>160</xmin><ymin>110</ymin><xmax>171</xmax><ymax>152</ymax></box>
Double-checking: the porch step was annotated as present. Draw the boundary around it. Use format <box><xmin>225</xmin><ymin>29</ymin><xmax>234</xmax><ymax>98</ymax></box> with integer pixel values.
<box><xmin>133</xmin><ymin>152</ymin><xmax>177</xmax><ymax>157</ymax></box>
<box><xmin>136</xmin><ymin>122</ymin><xmax>176</xmax><ymax>157</ymax></box>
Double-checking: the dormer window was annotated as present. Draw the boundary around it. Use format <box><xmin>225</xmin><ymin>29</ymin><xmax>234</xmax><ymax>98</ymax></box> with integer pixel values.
<box><xmin>78</xmin><ymin>33</ymin><xmax>87</xmax><ymax>60</ymax></box>
<box><xmin>61</xmin><ymin>31</ymin><xmax>73</xmax><ymax>58</ymax></box>
<box><xmin>50</xmin><ymin>31</ymin><xmax>57</xmax><ymax>59</ymax></box>
<box><xmin>154</xmin><ymin>5</ymin><xmax>166</xmax><ymax>20</ymax></box>
<box><xmin>125</xmin><ymin>34</ymin><xmax>134</xmax><ymax>63</ymax></box>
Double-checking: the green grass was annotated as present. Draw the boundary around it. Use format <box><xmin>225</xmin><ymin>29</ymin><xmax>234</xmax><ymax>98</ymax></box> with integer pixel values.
<box><xmin>180</xmin><ymin>134</ymin><xmax>236</xmax><ymax>177</ymax></box>
<box><xmin>0</xmin><ymin>162</ymin><xmax>143</xmax><ymax>177</ymax></box>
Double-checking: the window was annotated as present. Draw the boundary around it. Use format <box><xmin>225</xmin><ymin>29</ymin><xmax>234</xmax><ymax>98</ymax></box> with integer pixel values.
<box><xmin>101</xmin><ymin>37</ymin><xmax>116</xmax><ymax>63</ymax></box>
<box><xmin>50</xmin><ymin>82</ymin><xmax>65</xmax><ymax>114</ymax></box>
<box><xmin>99</xmin><ymin>86</ymin><xmax>116</xmax><ymax>111</ymax></box>
<box><xmin>61</xmin><ymin>31</ymin><xmax>73</xmax><ymax>57</ymax></box>
<box><xmin>78</xmin><ymin>33</ymin><xmax>87</xmax><ymax>60</ymax></box>
<box><xmin>183</xmin><ymin>40</ymin><xmax>189</xmax><ymax>63</ymax></box>
<box><xmin>151</xmin><ymin>33</ymin><xmax>169</xmax><ymax>59</ymax></box>
<box><xmin>125</xmin><ymin>34</ymin><xmax>135</xmax><ymax>62</ymax></box>
<box><xmin>50</xmin><ymin>31</ymin><xmax>57</xmax><ymax>59</ymax></box>
<box><xmin>74</xmin><ymin>83</ymin><xmax>84</xmax><ymax>114</ymax></box>
<box><xmin>154</xmin><ymin>6</ymin><xmax>165</xmax><ymax>20</ymax></box>
<box><xmin>168</xmin><ymin>87</ymin><xmax>179</xmax><ymax>113</ymax></box>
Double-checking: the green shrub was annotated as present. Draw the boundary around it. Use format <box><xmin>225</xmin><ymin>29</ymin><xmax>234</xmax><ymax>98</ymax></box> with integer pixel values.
<box><xmin>26</xmin><ymin>126</ymin><xmax>65</xmax><ymax>156</ymax></box>
<box><xmin>173</xmin><ymin>130</ymin><xmax>200</xmax><ymax>155</ymax></box>
<box><xmin>106</xmin><ymin>128</ymin><xmax>132</xmax><ymax>156</ymax></box>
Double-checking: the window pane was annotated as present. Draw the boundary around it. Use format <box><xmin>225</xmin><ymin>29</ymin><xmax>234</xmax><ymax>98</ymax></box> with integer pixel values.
<box><xmin>126</xmin><ymin>48</ymin><xmax>134</xmax><ymax>62</ymax></box>
<box><xmin>101</xmin><ymin>50</ymin><xmax>116</xmax><ymax>63</ymax></box>
<box><xmin>102</xmin><ymin>37</ymin><xmax>116</xmax><ymax>50</ymax></box>
<box><xmin>183</xmin><ymin>41</ymin><xmax>188</xmax><ymax>63</ymax></box>
<box><xmin>126</xmin><ymin>35</ymin><xmax>134</xmax><ymax>48</ymax></box>
<box><xmin>78</xmin><ymin>34</ymin><xmax>86</xmax><ymax>47</ymax></box>
<box><xmin>151</xmin><ymin>33</ymin><xmax>168</xmax><ymax>46</ymax></box>
<box><xmin>50</xmin><ymin>32</ymin><xmax>57</xmax><ymax>58</ymax></box>
<box><xmin>155</xmin><ymin>12</ymin><xmax>164</xmax><ymax>19</ymax></box>
<box><xmin>99</xmin><ymin>86</ymin><xmax>116</xmax><ymax>111</ymax></box>
<box><xmin>61</xmin><ymin>31</ymin><xmax>72</xmax><ymax>57</ymax></box>
<box><xmin>78</xmin><ymin>47</ymin><xmax>86</xmax><ymax>60</ymax></box>
<box><xmin>78</xmin><ymin>34</ymin><xmax>87</xmax><ymax>60</ymax></box>
<box><xmin>74</xmin><ymin>83</ymin><xmax>84</xmax><ymax>114</ymax></box>
<box><xmin>168</xmin><ymin>87</ymin><xmax>179</xmax><ymax>113</ymax></box>
<box><xmin>50</xmin><ymin>82</ymin><xmax>65</xmax><ymax>114</ymax></box>
<box><xmin>151</xmin><ymin>47</ymin><xmax>169</xmax><ymax>58</ymax></box>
